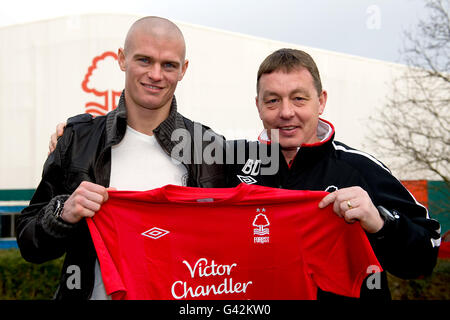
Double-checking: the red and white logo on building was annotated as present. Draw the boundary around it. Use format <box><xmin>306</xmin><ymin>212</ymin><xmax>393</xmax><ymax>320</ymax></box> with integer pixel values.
<box><xmin>82</xmin><ymin>51</ymin><xmax>123</xmax><ymax>117</ymax></box>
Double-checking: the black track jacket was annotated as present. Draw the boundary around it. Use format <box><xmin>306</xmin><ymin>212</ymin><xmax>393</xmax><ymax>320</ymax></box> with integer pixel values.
<box><xmin>225</xmin><ymin>119</ymin><xmax>441</xmax><ymax>299</ymax></box>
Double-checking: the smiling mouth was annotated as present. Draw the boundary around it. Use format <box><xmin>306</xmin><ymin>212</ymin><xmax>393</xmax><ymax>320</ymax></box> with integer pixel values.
<box><xmin>141</xmin><ymin>83</ymin><xmax>163</xmax><ymax>91</ymax></box>
<box><xmin>274</xmin><ymin>126</ymin><xmax>299</xmax><ymax>137</ymax></box>
<box><xmin>278</xmin><ymin>126</ymin><xmax>299</xmax><ymax>132</ymax></box>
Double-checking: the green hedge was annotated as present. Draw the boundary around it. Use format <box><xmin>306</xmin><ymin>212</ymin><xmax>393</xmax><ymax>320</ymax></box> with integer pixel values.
<box><xmin>1</xmin><ymin>248</ymin><xmax>449</xmax><ymax>300</ymax></box>
<box><xmin>388</xmin><ymin>258</ymin><xmax>450</xmax><ymax>300</ymax></box>
<box><xmin>0</xmin><ymin>249</ymin><xmax>63</xmax><ymax>300</ymax></box>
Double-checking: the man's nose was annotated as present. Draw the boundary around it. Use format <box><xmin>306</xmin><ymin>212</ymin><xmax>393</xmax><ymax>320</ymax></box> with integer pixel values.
<box><xmin>279</xmin><ymin>100</ymin><xmax>295</xmax><ymax>119</ymax></box>
<box><xmin>147</xmin><ymin>64</ymin><xmax>162</xmax><ymax>81</ymax></box>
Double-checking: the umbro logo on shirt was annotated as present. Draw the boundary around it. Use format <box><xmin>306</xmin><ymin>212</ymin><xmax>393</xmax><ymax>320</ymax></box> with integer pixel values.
<box><xmin>142</xmin><ymin>227</ymin><xmax>170</xmax><ymax>239</ymax></box>
<box><xmin>237</xmin><ymin>175</ymin><xmax>257</xmax><ymax>185</ymax></box>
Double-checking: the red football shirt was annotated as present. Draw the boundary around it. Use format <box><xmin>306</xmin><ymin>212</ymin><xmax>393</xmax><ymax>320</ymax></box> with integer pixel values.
<box><xmin>87</xmin><ymin>183</ymin><xmax>382</xmax><ymax>300</ymax></box>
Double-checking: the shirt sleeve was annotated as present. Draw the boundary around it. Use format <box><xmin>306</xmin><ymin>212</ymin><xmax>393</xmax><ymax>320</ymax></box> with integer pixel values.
<box><xmin>86</xmin><ymin>212</ymin><xmax>127</xmax><ymax>299</ymax></box>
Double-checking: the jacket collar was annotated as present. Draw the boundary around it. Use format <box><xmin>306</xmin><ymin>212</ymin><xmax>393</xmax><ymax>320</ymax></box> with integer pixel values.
<box><xmin>257</xmin><ymin>118</ymin><xmax>336</xmax><ymax>171</ymax></box>
<box><xmin>104</xmin><ymin>90</ymin><xmax>185</xmax><ymax>148</ymax></box>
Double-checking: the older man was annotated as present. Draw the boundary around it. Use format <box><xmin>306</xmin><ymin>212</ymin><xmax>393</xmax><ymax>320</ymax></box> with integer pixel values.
<box><xmin>226</xmin><ymin>48</ymin><xmax>441</xmax><ymax>298</ymax></box>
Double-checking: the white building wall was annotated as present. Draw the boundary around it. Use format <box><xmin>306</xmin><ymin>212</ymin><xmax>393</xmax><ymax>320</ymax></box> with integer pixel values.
<box><xmin>0</xmin><ymin>13</ymin><xmax>409</xmax><ymax>189</ymax></box>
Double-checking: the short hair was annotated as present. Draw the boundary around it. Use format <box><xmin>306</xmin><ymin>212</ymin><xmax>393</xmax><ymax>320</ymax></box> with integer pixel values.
<box><xmin>124</xmin><ymin>16</ymin><xmax>186</xmax><ymax>60</ymax></box>
<box><xmin>256</xmin><ymin>48</ymin><xmax>322</xmax><ymax>96</ymax></box>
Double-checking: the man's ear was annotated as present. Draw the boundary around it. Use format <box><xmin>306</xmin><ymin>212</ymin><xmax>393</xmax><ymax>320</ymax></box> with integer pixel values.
<box><xmin>255</xmin><ymin>96</ymin><xmax>263</xmax><ymax>120</ymax></box>
<box><xmin>179</xmin><ymin>59</ymin><xmax>189</xmax><ymax>81</ymax></box>
<box><xmin>318</xmin><ymin>90</ymin><xmax>327</xmax><ymax>115</ymax></box>
<box><xmin>118</xmin><ymin>48</ymin><xmax>126</xmax><ymax>71</ymax></box>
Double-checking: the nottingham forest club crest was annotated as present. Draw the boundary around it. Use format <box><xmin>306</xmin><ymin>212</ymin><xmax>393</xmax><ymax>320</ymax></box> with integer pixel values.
<box><xmin>253</xmin><ymin>208</ymin><xmax>270</xmax><ymax>244</ymax></box>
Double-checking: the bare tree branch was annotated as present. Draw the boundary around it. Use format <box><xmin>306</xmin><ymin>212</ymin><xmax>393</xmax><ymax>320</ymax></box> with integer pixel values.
<box><xmin>367</xmin><ymin>1</ymin><xmax>449</xmax><ymax>184</ymax></box>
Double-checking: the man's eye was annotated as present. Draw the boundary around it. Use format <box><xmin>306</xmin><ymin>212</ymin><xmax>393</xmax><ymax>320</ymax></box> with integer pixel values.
<box><xmin>164</xmin><ymin>63</ymin><xmax>176</xmax><ymax>69</ymax></box>
<box><xmin>138</xmin><ymin>58</ymin><xmax>150</xmax><ymax>64</ymax></box>
<box><xmin>266</xmin><ymin>99</ymin><xmax>278</xmax><ymax>104</ymax></box>
<box><xmin>294</xmin><ymin>97</ymin><xmax>305</xmax><ymax>101</ymax></box>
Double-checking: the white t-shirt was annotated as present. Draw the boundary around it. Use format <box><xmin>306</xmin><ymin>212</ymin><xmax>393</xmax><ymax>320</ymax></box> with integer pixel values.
<box><xmin>110</xmin><ymin>125</ymin><xmax>188</xmax><ymax>190</ymax></box>
<box><xmin>90</xmin><ymin>125</ymin><xmax>188</xmax><ymax>300</ymax></box>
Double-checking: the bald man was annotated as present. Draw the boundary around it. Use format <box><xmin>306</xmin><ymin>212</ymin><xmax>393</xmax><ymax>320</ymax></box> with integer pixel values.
<box><xmin>16</xmin><ymin>16</ymin><xmax>225</xmax><ymax>300</ymax></box>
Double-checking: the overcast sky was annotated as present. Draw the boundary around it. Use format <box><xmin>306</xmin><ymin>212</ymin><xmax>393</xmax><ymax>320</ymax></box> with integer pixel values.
<box><xmin>0</xmin><ymin>0</ymin><xmax>429</xmax><ymax>64</ymax></box>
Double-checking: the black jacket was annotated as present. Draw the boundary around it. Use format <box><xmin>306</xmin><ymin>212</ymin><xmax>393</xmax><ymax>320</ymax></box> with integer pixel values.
<box><xmin>16</xmin><ymin>93</ymin><xmax>226</xmax><ymax>300</ymax></box>
<box><xmin>226</xmin><ymin>119</ymin><xmax>441</xmax><ymax>299</ymax></box>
